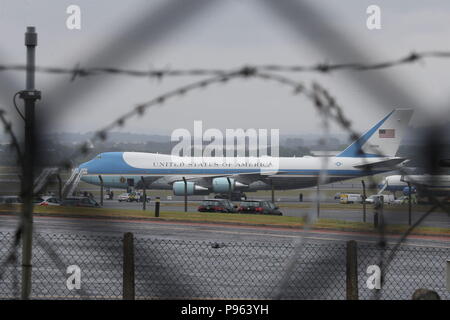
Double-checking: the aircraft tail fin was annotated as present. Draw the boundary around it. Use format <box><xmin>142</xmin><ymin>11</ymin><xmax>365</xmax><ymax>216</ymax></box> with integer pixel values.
<box><xmin>337</xmin><ymin>109</ymin><xmax>413</xmax><ymax>158</ymax></box>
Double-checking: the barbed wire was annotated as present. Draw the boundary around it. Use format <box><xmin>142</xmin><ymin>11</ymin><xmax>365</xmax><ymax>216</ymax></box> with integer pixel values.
<box><xmin>57</xmin><ymin>68</ymin><xmax>380</xmax><ymax>172</ymax></box>
<box><xmin>252</xmin><ymin>71</ymin><xmax>450</xmax><ymax>300</ymax></box>
<box><xmin>1</xmin><ymin>51</ymin><xmax>450</xmax><ymax>82</ymax></box>
<box><xmin>58</xmin><ymin>67</ymin><xmax>257</xmax><ymax>168</ymax></box>
<box><xmin>50</xmin><ymin>68</ymin><xmax>441</xmax><ymax>301</ymax></box>
<box><xmin>257</xmin><ymin>51</ymin><xmax>450</xmax><ymax>73</ymax></box>
<box><xmin>1</xmin><ymin>59</ymin><xmax>448</xmax><ymax>300</ymax></box>
<box><xmin>0</xmin><ymin>0</ymin><xmax>447</xmax><ymax>300</ymax></box>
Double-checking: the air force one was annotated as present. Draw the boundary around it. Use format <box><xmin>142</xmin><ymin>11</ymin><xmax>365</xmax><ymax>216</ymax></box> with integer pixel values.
<box><xmin>78</xmin><ymin>109</ymin><xmax>413</xmax><ymax>196</ymax></box>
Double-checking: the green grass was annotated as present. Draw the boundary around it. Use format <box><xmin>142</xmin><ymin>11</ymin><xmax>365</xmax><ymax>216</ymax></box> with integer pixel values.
<box><xmin>156</xmin><ymin>201</ymin><xmax>447</xmax><ymax>214</ymax></box>
<box><xmin>1</xmin><ymin>204</ymin><xmax>448</xmax><ymax>236</ymax></box>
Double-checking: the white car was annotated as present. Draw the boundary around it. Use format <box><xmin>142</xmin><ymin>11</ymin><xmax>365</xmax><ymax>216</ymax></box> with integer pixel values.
<box><xmin>118</xmin><ymin>193</ymin><xmax>132</xmax><ymax>202</ymax></box>
<box><xmin>38</xmin><ymin>197</ymin><xmax>61</xmax><ymax>206</ymax></box>
<box><xmin>118</xmin><ymin>192</ymin><xmax>150</xmax><ymax>202</ymax></box>
<box><xmin>393</xmin><ymin>195</ymin><xmax>417</xmax><ymax>205</ymax></box>
<box><xmin>0</xmin><ymin>196</ymin><xmax>22</xmax><ymax>204</ymax></box>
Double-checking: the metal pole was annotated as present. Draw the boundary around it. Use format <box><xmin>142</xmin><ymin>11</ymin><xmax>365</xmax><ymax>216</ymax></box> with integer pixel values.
<box><xmin>123</xmin><ymin>232</ymin><xmax>135</xmax><ymax>300</ymax></box>
<box><xmin>446</xmin><ymin>260</ymin><xmax>450</xmax><ymax>292</ymax></box>
<box><xmin>182</xmin><ymin>177</ymin><xmax>187</xmax><ymax>212</ymax></box>
<box><xmin>374</xmin><ymin>211</ymin><xmax>378</xmax><ymax>229</ymax></box>
<box><xmin>99</xmin><ymin>175</ymin><xmax>103</xmax><ymax>206</ymax></box>
<box><xmin>361</xmin><ymin>180</ymin><xmax>366</xmax><ymax>223</ymax></box>
<box><xmin>56</xmin><ymin>174</ymin><xmax>62</xmax><ymax>200</ymax></box>
<box><xmin>346</xmin><ymin>240</ymin><xmax>359</xmax><ymax>300</ymax></box>
<box><xmin>271</xmin><ymin>179</ymin><xmax>275</xmax><ymax>204</ymax></box>
<box><xmin>155</xmin><ymin>197</ymin><xmax>160</xmax><ymax>217</ymax></box>
<box><xmin>316</xmin><ymin>184</ymin><xmax>320</xmax><ymax>218</ymax></box>
<box><xmin>20</xmin><ymin>26</ymin><xmax>40</xmax><ymax>300</ymax></box>
<box><xmin>407</xmin><ymin>182</ymin><xmax>412</xmax><ymax>226</ymax></box>
<box><xmin>141</xmin><ymin>176</ymin><xmax>146</xmax><ymax>211</ymax></box>
<box><xmin>380</xmin><ymin>196</ymin><xmax>384</xmax><ymax>227</ymax></box>
<box><xmin>227</xmin><ymin>177</ymin><xmax>232</xmax><ymax>201</ymax></box>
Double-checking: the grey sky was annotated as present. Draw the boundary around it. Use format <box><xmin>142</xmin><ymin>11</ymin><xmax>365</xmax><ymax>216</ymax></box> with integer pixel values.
<box><xmin>0</xmin><ymin>0</ymin><xmax>449</xmax><ymax>138</ymax></box>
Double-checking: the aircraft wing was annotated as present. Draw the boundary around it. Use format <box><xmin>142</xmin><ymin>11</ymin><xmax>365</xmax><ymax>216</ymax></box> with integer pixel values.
<box><xmin>198</xmin><ymin>169</ymin><xmax>292</xmax><ymax>186</ymax></box>
<box><xmin>149</xmin><ymin>171</ymin><xmax>286</xmax><ymax>189</ymax></box>
<box><xmin>183</xmin><ymin>172</ymin><xmax>268</xmax><ymax>187</ymax></box>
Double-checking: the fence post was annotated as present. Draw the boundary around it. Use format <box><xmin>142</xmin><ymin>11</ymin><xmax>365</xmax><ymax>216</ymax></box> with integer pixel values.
<box><xmin>21</xmin><ymin>26</ymin><xmax>41</xmax><ymax>300</ymax></box>
<box><xmin>271</xmin><ymin>179</ymin><xmax>275</xmax><ymax>204</ymax></box>
<box><xmin>99</xmin><ymin>175</ymin><xmax>103</xmax><ymax>206</ymax></box>
<box><xmin>183</xmin><ymin>176</ymin><xmax>187</xmax><ymax>212</ymax></box>
<box><xmin>155</xmin><ymin>197</ymin><xmax>160</xmax><ymax>217</ymax></box>
<box><xmin>123</xmin><ymin>232</ymin><xmax>135</xmax><ymax>300</ymax></box>
<box><xmin>57</xmin><ymin>174</ymin><xmax>62</xmax><ymax>200</ymax></box>
<box><xmin>316</xmin><ymin>184</ymin><xmax>320</xmax><ymax>218</ymax></box>
<box><xmin>227</xmin><ymin>177</ymin><xmax>232</xmax><ymax>202</ymax></box>
<box><xmin>346</xmin><ymin>240</ymin><xmax>358</xmax><ymax>300</ymax></box>
<box><xmin>361</xmin><ymin>180</ymin><xmax>366</xmax><ymax>223</ymax></box>
<box><xmin>447</xmin><ymin>260</ymin><xmax>450</xmax><ymax>292</ymax></box>
<box><xmin>141</xmin><ymin>176</ymin><xmax>146</xmax><ymax>211</ymax></box>
<box><xmin>407</xmin><ymin>182</ymin><xmax>412</xmax><ymax>226</ymax></box>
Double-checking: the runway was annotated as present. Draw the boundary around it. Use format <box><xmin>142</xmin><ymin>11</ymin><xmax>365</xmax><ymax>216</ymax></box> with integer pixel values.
<box><xmin>0</xmin><ymin>213</ymin><xmax>449</xmax><ymax>245</ymax></box>
<box><xmin>0</xmin><ymin>213</ymin><xmax>448</xmax><ymax>300</ymax></box>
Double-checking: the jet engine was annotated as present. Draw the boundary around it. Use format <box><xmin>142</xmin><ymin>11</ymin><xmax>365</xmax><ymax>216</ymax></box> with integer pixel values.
<box><xmin>172</xmin><ymin>181</ymin><xmax>209</xmax><ymax>196</ymax></box>
<box><xmin>212</xmin><ymin>177</ymin><xmax>248</xmax><ymax>193</ymax></box>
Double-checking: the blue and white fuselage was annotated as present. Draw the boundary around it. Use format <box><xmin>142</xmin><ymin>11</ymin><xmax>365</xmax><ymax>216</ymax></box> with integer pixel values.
<box><xmin>80</xmin><ymin>152</ymin><xmax>403</xmax><ymax>190</ymax></box>
<box><xmin>79</xmin><ymin>109</ymin><xmax>413</xmax><ymax>195</ymax></box>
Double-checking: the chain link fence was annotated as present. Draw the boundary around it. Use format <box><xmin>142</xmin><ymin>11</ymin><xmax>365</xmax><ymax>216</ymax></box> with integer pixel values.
<box><xmin>0</xmin><ymin>2</ymin><xmax>449</xmax><ymax>301</ymax></box>
<box><xmin>0</xmin><ymin>231</ymin><xmax>448</xmax><ymax>300</ymax></box>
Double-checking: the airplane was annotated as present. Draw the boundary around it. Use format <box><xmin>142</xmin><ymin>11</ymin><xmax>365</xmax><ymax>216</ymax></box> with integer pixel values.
<box><xmin>78</xmin><ymin>109</ymin><xmax>413</xmax><ymax>196</ymax></box>
<box><xmin>378</xmin><ymin>174</ymin><xmax>450</xmax><ymax>199</ymax></box>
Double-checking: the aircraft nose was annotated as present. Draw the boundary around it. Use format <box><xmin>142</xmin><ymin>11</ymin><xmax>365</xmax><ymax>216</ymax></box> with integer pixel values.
<box><xmin>78</xmin><ymin>159</ymin><xmax>92</xmax><ymax>173</ymax></box>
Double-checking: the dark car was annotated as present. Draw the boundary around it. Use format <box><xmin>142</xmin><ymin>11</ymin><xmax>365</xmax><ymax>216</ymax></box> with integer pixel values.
<box><xmin>198</xmin><ymin>199</ymin><xmax>237</xmax><ymax>213</ymax></box>
<box><xmin>61</xmin><ymin>197</ymin><xmax>101</xmax><ymax>208</ymax></box>
<box><xmin>0</xmin><ymin>196</ymin><xmax>22</xmax><ymax>204</ymax></box>
<box><xmin>237</xmin><ymin>200</ymin><xmax>282</xmax><ymax>215</ymax></box>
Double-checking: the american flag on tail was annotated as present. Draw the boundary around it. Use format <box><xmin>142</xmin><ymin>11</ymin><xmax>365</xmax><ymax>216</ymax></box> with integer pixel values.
<box><xmin>379</xmin><ymin>129</ymin><xmax>395</xmax><ymax>138</ymax></box>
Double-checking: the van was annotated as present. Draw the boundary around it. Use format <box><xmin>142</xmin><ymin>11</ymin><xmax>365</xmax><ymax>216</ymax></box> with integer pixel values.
<box><xmin>340</xmin><ymin>194</ymin><xmax>362</xmax><ymax>204</ymax></box>
<box><xmin>365</xmin><ymin>194</ymin><xmax>396</xmax><ymax>204</ymax></box>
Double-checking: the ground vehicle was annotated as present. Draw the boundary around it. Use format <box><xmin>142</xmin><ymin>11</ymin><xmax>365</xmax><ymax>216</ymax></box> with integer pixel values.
<box><xmin>61</xmin><ymin>197</ymin><xmax>100</xmax><ymax>207</ymax></box>
<box><xmin>237</xmin><ymin>200</ymin><xmax>282</xmax><ymax>215</ymax></box>
<box><xmin>118</xmin><ymin>192</ymin><xmax>150</xmax><ymax>202</ymax></box>
<box><xmin>339</xmin><ymin>194</ymin><xmax>362</xmax><ymax>204</ymax></box>
<box><xmin>118</xmin><ymin>193</ymin><xmax>135</xmax><ymax>202</ymax></box>
<box><xmin>334</xmin><ymin>192</ymin><xmax>345</xmax><ymax>200</ymax></box>
<box><xmin>214</xmin><ymin>192</ymin><xmax>247</xmax><ymax>201</ymax></box>
<box><xmin>0</xmin><ymin>196</ymin><xmax>22</xmax><ymax>204</ymax></box>
<box><xmin>393</xmin><ymin>195</ymin><xmax>418</xmax><ymax>205</ymax></box>
<box><xmin>38</xmin><ymin>196</ymin><xmax>61</xmax><ymax>206</ymax></box>
<box><xmin>364</xmin><ymin>194</ymin><xmax>395</xmax><ymax>204</ymax></box>
<box><xmin>198</xmin><ymin>199</ymin><xmax>237</xmax><ymax>213</ymax></box>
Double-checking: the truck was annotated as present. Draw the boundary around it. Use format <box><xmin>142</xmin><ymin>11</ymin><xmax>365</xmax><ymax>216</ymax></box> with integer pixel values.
<box><xmin>339</xmin><ymin>193</ymin><xmax>362</xmax><ymax>204</ymax></box>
